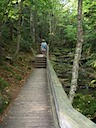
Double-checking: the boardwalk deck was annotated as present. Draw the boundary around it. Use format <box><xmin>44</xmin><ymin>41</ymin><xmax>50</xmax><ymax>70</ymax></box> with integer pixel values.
<box><xmin>0</xmin><ymin>68</ymin><xmax>54</xmax><ymax>128</ymax></box>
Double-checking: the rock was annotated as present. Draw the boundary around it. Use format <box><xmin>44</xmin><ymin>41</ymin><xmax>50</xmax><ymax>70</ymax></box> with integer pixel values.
<box><xmin>91</xmin><ymin>117</ymin><xmax>96</xmax><ymax>123</ymax></box>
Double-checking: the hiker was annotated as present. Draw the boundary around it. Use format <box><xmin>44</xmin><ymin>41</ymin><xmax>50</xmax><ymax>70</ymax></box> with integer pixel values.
<box><xmin>41</xmin><ymin>39</ymin><xmax>47</xmax><ymax>57</ymax></box>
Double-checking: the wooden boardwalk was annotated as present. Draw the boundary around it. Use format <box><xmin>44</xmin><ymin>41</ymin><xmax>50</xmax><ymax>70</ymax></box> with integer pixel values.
<box><xmin>0</xmin><ymin>68</ymin><xmax>55</xmax><ymax>128</ymax></box>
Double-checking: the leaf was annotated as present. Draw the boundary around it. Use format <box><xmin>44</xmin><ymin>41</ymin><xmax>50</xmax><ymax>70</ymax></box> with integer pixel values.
<box><xmin>90</xmin><ymin>80</ymin><xmax>96</xmax><ymax>84</ymax></box>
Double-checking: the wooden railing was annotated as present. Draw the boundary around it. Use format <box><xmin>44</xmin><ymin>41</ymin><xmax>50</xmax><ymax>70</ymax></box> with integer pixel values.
<box><xmin>47</xmin><ymin>55</ymin><xmax>96</xmax><ymax>128</ymax></box>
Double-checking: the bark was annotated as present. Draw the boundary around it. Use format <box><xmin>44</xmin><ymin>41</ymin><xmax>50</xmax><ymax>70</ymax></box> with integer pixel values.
<box><xmin>0</xmin><ymin>23</ymin><xmax>4</xmax><ymax>64</ymax></box>
<box><xmin>49</xmin><ymin>12</ymin><xmax>52</xmax><ymax>34</ymax></box>
<box><xmin>0</xmin><ymin>30</ymin><xmax>2</xmax><ymax>64</ymax></box>
<box><xmin>9</xmin><ymin>21</ymin><xmax>13</xmax><ymax>40</ymax></box>
<box><xmin>30</xmin><ymin>11</ymin><xmax>36</xmax><ymax>44</ymax></box>
<box><xmin>13</xmin><ymin>0</ymin><xmax>23</xmax><ymax>60</ymax></box>
<box><xmin>49</xmin><ymin>12</ymin><xmax>53</xmax><ymax>47</ymax></box>
<box><xmin>49</xmin><ymin>11</ymin><xmax>57</xmax><ymax>49</ymax></box>
<box><xmin>69</xmin><ymin>0</ymin><xmax>83</xmax><ymax>104</ymax></box>
<box><xmin>0</xmin><ymin>0</ymin><xmax>12</xmax><ymax>63</ymax></box>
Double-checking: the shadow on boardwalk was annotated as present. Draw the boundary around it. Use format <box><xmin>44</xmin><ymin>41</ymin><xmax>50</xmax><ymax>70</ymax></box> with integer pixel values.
<box><xmin>0</xmin><ymin>68</ymin><xmax>54</xmax><ymax>128</ymax></box>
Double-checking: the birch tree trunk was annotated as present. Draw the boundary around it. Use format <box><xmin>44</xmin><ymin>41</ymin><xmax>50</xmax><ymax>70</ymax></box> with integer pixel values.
<box><xmin>13</xmin><ymin>0</ymin><xmax>23</xmax><ymax>60</ymax></box>
<box><xmin>69</xmin><ymin>0</ymin><xmax>83</xmax><ymax>104</ymax></box>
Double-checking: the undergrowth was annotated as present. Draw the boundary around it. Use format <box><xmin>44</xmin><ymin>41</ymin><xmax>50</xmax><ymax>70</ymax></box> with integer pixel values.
<box><xmin>0</xmin><ymin>51</ymin><xmax>33</xmax><ymax>115</ymax></box>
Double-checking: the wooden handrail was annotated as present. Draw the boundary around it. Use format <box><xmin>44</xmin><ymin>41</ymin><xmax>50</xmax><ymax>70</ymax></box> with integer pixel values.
<box><xmin>47</xmin><ymin>59</ymin><xmax>96</xmax><ymax>128</ymax></box>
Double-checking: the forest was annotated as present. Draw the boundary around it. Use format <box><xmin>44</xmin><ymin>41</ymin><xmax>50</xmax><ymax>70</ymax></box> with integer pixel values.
<box><xmin>0</xmin><ymin>0</ymin><xmax>96</xmax><ymax>123</ymax></box>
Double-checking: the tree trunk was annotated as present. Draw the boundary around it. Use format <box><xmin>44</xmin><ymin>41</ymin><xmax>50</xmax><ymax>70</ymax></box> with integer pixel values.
<box><xmin>0</xmin><ymin>31</ymin><xmax>2</xmax><ymax>64</ymax></box>
<box><xmin>0</xmin><ymin>23</ymin><xmax>4</xmax><ymax>64</ymax></box>
<box><xmin>9</xmin><ymin>21</ymin><xmax>13</xmax><ymax>40</ymax></box>
<box><xmin>69</xmin><ymin>0</ymin><xmax>83</xmax><ymax>104</ymax></box>
<box><xmin>0</xmin><ymin>0</ymin><xmax>10</xmax><ymax>63</ymax></box>
<box><xmin>30</xmin><ymin>10</ymin><xmax>36</xmax><ymax>45</ymax></box>
<box><xmin>49</xmin><ymin>11</ymin><xmax>53</xmax><ymax>48</ymax></box>
<box><xmin>13</xmin><ymin>0</ymin><xmax>23</xmax><ymax>60</ymax></box>
<box><xmin>49</xmin><ymin>12</ymin><xmax>52</xmax><ymax>34</ymax></box>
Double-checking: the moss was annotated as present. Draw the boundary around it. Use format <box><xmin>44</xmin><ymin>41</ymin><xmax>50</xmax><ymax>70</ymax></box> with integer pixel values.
<box><xmin>73</xmin><ymin>93</ymin><xmax>96</xmax><ymax>118</ymax></box>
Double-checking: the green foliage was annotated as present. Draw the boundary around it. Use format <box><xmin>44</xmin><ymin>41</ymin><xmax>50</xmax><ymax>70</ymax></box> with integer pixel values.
<box><xmin>64</xmin><ymin>25</ymin><xmax>77</xmax><ymax>42</ymax></box>
<box><xmin>91</xmin><ymin>60</ymin><xmax>96</xmax><ymax>69</ymax></box>
<box><xmin>0</xmin><ymin>77</ymin><xmax>10</xmax><ymax>91</ymax></box>
<box><xmin>0</xmin><ymin>0</ymin><xmax>96</xmax><ymax>120</ymax></box>
<box><xmin>83</xmin><ymin>0</ymin><xmax>96</xmax><ymax>53</ymax></box>
<box><xmin>73</xmin><ymin>93</ymin><xmax>96</xmax><ymax>117</ymax></box>
<box><xmin>85</xmin><ymin>54</ymin><xmax>96</xmax><ymax>68</ymax></box>
<box><xmin>3</xmin><ymin>66</ymin><xmax>22</xmax><ymax>81</ymax></box>
<box><xmin>21</xmin><ymin>39</ymin><xmax>32</xmax><ymax>51</ymax></box>
<box><xmin>52</xmin><ymin>47</ymin><xmax>61</xmax><ymax>56</ymax></box>
<box><xmin>90</xmin><ymin>80</ymin><xmax>96</xmax><ymax>88</ymax></box>
<box><xmin>0</xmin><ymin>95</ymin><xmax>10</xmax><ymax>114</ymax></box>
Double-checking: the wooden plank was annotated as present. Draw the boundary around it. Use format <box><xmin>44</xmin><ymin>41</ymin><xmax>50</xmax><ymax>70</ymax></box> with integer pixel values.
<box><xmin>0</xmin><ymin>69</ymin><xmax>54</xmax><ymax>128</ymax></box>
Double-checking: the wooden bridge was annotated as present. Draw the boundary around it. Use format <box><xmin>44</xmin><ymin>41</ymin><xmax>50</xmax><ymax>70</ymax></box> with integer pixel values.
<box><xmin>0</xmin><ymin>52</ymin><xmax>96</xmax><ymax>128</ymax></box>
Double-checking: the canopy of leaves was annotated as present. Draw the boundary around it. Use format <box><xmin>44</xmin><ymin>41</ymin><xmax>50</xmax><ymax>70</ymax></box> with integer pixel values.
<box><xmin>0</xmin><ymin>0</ymin><xmax>96</xmax><ymax>120</ymax></box>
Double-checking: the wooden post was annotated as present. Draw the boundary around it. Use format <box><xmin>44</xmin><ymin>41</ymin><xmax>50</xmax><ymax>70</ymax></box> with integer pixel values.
<box><xmin>47</xmin><ymin>45</ymin><xmax>49</xmax><ymax>60</ymax></box>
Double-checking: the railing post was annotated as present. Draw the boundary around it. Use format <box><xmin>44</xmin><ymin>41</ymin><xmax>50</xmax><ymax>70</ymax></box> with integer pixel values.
<box><xmin>47</xmin><ymin>45</ymin><xmax>49</xmax><ymax>60</ymax></box>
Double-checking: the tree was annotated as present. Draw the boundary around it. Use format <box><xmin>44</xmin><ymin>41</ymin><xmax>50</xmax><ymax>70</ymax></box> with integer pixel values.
<box><xmin>13</xmin><ymin>0</ymin><xmax>23</xmax><ymax>60</ymax></box>
<box><xmin>83</xmin><ymin>0</ymin><xmax>96</xmax><ymax>54</ymax></box>
<box><xmin>0</xmin><ymin>0</ymin><xmax>11</xmax><ymax>63</ymax></box>
<box><xmin>69</xmin><ymin>0</ymin><xmax>83</xmax><ymax>103</ymax></box>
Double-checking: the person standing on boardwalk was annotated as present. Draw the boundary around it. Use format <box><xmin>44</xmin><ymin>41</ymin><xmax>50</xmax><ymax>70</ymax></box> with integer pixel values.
<box><xmin>41</xmin><ymin>39</ymin><xmax>47</xmax><ymax>57</ymax></box>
